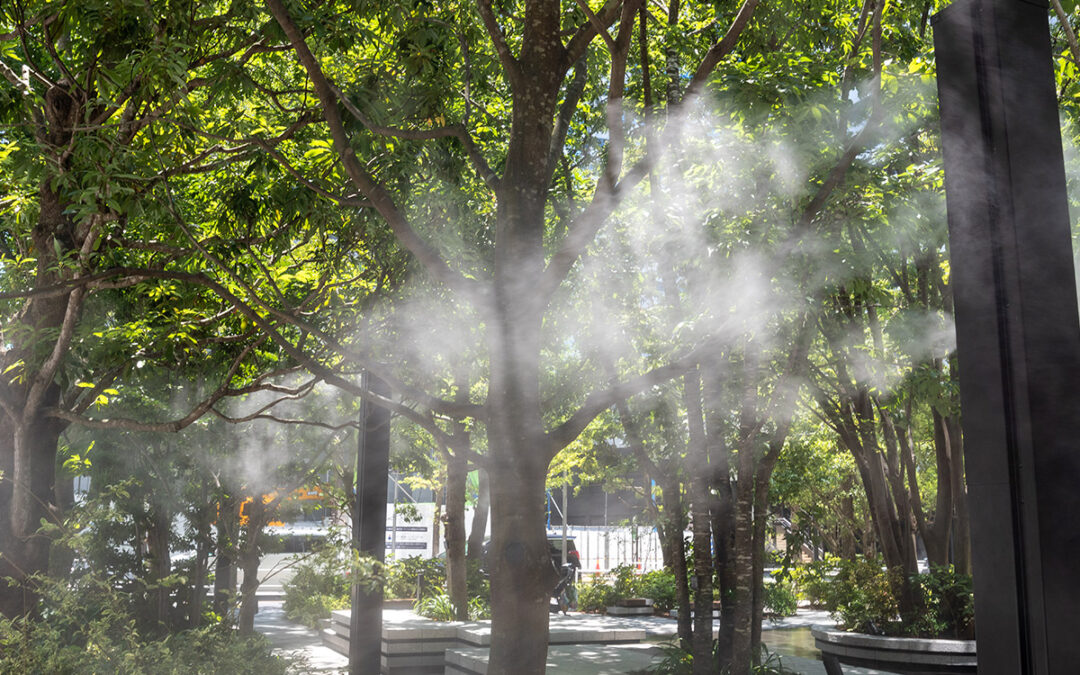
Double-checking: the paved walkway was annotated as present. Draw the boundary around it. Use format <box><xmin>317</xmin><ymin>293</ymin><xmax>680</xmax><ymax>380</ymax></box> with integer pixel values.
<box><xmin>255</xmin><ymin>602</ymin><xmax>895</xmax><ymax>674</ymax></box>
<box><xmin>254</xmin><ymin>601</ymin><xmax>348</xmax><ymax>673</ymax></box>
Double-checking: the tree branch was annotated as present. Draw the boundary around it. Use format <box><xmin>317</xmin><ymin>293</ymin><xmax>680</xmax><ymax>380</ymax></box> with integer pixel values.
<box><xmin>265</xmin><ymin>0</ymin><xmax>485</xmax><ymax>306</ymax></box>
<box><xmin>332</xmin><ymin>85</ymin><xmax>499</xmax><ymax>190</ymax></box>
<box><xmin>545</xmin><ymin>349</ymin><xmax>700</xmax><ymax>459</ymax></box>
<box><xmin>684</xmin><ymin>0</ymin><xmax>760</xmax><ymax>99</ymax></box>
<box><xmin>476</xmin><ymin>0</ymin><xmax>520</xmax><ymax>84</ymax></box>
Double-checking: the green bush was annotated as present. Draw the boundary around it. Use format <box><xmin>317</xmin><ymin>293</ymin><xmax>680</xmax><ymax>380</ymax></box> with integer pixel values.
<box><xmin>577</xmin><ymin>577</ymin><xmax>619</xmax><ymax>612</ymax></box>
<box><xmin>413</xmin><ymin>593</ymin><xmax>457</xmax><ymax>621</ymax></box>
<box><xmin>827</xmin><ymin>557</ymin><xmax>902</xmax><ymax>632</ymax></box>
<box><xmin>467</xmin><ymin>596</ymin><xmax>491</xmax><ymax>620</ymax></box>
<box><xmin>811</xmin><ymin>557</ymin><xmax>975</xmax><ymax>638</ymax></box>
<box><xmin>637</xmin><ymin>569</ymin><xmax>678</xmax><ymax>612</ymax></box>
<box><xmin>906</xmin><ymin>565</ymin><xmax>975</xmax><ymax>639</ymax></box>
<box><xmin>386</xmin><ymin>556</ymin><xmax>446</xmax><ymax>599</ymax></box>
<box><xmin>789</xmin><ymin>560</ymin><xmax>834</xmax><ymax>609</ymax></box>
<box><xmin>611</xmin><ymin>563</ymin><xmax>640</xmax><ymax>598</ymax></box>
<box><xmin>0</xmin><ymin>574</ymin><xmax>289</xmax><ymax>675</ymax></box>
<box><xmin>762</xmin><ymin>576</ymin><xmax>798</xmax><ymax>617</ymax></box>
<box><xmin>282</xmin><ymin>548</ymin><xmax>352</xmax><ymax>628</ymax></box>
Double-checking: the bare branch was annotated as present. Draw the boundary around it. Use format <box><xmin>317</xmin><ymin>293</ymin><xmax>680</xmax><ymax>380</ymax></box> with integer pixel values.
<box><xmin>47</xmin><ymin>337</ymin><xmax>263</xmax><ymax>432</ymax></box>
<box><xmin>476</xmin><ymin>0</ymin><xmax>521</xmax><ymax>83</ymax></box>
<box><xmin>565</xmin><ymin>0</ymin><xmax>624</xmax><ymax>66</ymax></box>
<box><xmin>545</xmin><ymin>349</ymin><xmax>701</xmax><ymax>459</ymax></box>
<box><xmin>684</xmin><ymin>0</ymin><xmax>759</xmax><ymax>98</ymax></box>
<box><xmin>332</xmin><ymin>86</ymin><xmax>498</xmax><ymax>190</ymax></box>
<box><xmin>538</xmin><ymin>159</ymin><xmax>650</xmax><ymax>303</ymax></box>
<box><xmin>572</xmin><ymin>0</ymin><xmax>619</xmax><ymax>52</ymax></box>
<box><xmin>266</xmin><ymin>0</ymin><xmax>486</xmax><ymax>305</ymax></box>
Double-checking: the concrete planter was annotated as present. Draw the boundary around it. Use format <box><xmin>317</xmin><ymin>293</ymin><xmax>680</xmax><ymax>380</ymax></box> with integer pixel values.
<box><xmin>811</xmin><ymin>628</ymin><xmax>976</xmax><ymax>675</ymax></box>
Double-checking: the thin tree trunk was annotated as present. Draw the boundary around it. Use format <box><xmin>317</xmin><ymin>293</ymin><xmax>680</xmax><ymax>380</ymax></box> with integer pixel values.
<box><xmin>237</xmin><ymin>498</ymin><xmax>267</xmax><ymax>636</ymax></box>
<box><xmin>467</xmin><ymin>468</ymin><xmax>490</xmax><ymax>563</ymax></box>
<box><xmin>661</xmin><ymin>476</ymin><xmax>693</xmax><ymax>649</ymax></box>
<box><xmin>684</xmin><ymin>369</ymin><xmax>714</xmax><ymax>675</ymax></box>
<box><xmin>189</xmin><ymin>505</ymin><xmax>213</xmax><ymax>628</ymax></box>
<box><xmin>445</xmin><ymin>450</ymin><xmax>469</xmax><ymax>620</ymax></box>
<box><xmin>214</xmin><ymin>494</ymin><xmax>240</xmax><ymax>617</ymax></box>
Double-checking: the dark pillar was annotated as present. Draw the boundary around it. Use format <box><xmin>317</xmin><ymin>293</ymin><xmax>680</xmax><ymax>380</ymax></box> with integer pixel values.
<box><xmin>350</xmin><ymin>373</ymin><xmax>392</xmax><ymax>674</ymax></box>
<box><xmin>934</xmin><ymin>1</ymin><xmax>1080</xmax><ymax>672</ymax></box>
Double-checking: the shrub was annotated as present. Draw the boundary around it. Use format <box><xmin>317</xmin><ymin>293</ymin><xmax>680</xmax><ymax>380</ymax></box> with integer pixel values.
<box><xmin>282</xmin><ymin>547</ymin><xmax>352</xmax><ymax>628</ymax></box>
<box><xmin>789</xmin><ymin>560</ymin><xmax>834</xmax><ymax>608</ymax></box>
<box><xmin>413</xmin><ymin>593</ymin><xmax>457</xmax><ymax>621</ymax></box>
<box><xmin>386</xmin><ymin>556</ymin><xmax>445</xmax><ymax>599</ymax></box>
<box><xmin>828</xmin><ymin>557</ymin><xmax>902</xmax><ymax>633</ymax></box>
<box><xmin>906</xmin><ymin>565</ymin><xmax>975</xmax><ymax>639</ymax></box>
<box><xmin>0</xmin><ymin>573</ymin><xmax>289</xmax><ymax>675</ymax></box>
<box><xmin>762</xmin><ymin>576</ymin><xmax>798</xmax><ymax>618</ymax></box>
<box><xmin>467</xmin><ymin>596</ymin><xmax>491</xmax><ymax>620</ymax></box>
<box><xmin>283</xmin><ymin>547</ymin><xmax>384</xmax><ymax>628</ymax></box>
<box><xmin>577</xmin><ymin>577</ymin><xmax>619</xmax><ymax>612</ymax></box>
<box><xmin>637</xmin><ymin>569</ymin><xmax>678</xmax><ymax>612</ymax></box>
<box><xmin>815</xmin><ymin>558</ymin><xmax>974</xmax><ymax>638</ymax></box>
<box><xmin>611</xmin><ymin>563</ymin><xmax>640</xmax><ymax>598</ymax></box>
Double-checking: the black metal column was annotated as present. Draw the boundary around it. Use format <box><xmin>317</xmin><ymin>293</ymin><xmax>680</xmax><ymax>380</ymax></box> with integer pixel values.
<box><xmin>350</xmin><ymin>373</ymin><xmax>392</xmax><ymax>674</ymax></box>
<box><xmin>934</xmin><ymin>1</ymin><xmax>1080</xmax><ymax>672</ymax></box>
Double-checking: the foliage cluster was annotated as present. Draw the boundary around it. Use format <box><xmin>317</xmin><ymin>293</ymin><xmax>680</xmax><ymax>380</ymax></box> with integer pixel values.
<box><xmin>413</xmin><ymin>593</ymin><xmax>491</xmax><ymax>622</ymax></box>
<box><xmin>802</xmin><ymin>557</ymin><xmax>974</xmax><ymax>638</ymax></box>
<box><xmin>0</xmin><ymin>574</ymin><xmax>287</xmax><ymax>675</ymax></box>
<box><xmin>761</xmin><ymin>576</ymin><xmax>798</xmax><ymax>618</ymax></box>
<box><xmin>282</xmin><ymin>546</ymin><xmax>354</xmax><ymax>629</ymax></box>
<box><xmin>385</xmin><ymin>556</ymin><xmax>447</xmax><ymax>600</ymax></box>
<box><xmin>576</xmin><ymin>565</ymin><xmax>677</xmax><ymax>613</ymax></box>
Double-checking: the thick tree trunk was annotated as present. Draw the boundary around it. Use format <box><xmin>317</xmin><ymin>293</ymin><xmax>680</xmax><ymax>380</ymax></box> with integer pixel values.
<box><xmin>947</xmin><ymin>414</ymin><xmax>971</xmax><ymax>574</ymax></box>
<box><xmin>0</xmin><ymin>412</ymin><xmax>65</xmax><ymax>618</ymax></box>
<box><xmin>445</xmin><ymin>450</ymin><xmax>469</xmax><ymax>620</ymax></box>
<box><xmin>486</xmin><ymin>448</ymin><xmax>553</xmax><ymax>674</ymax></box>
<box><xmin>146</xmin><ymin>507</ymin><xmax>173</xmax><ymax>631</ymax></box>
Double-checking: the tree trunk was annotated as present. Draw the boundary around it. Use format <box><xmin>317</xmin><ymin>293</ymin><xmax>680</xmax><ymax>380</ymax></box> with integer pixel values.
<box><xmin>214</xmin><ymin>494</ymin><xmax>240</xmax><ymax>618</ymax></box>
<box><xmin>238</xmin><ymin>498</ymin><xmax>268</xmax><ymax>636</ymax></box>
<box><xmin>445</xmin><ymin>450</ymin><xmax>469</xmax><ymax>620</ymax></box>
<box><xmin>728</xmin><ymin>448</ymin><xmax>757</xmax><ymax>674</ymax></box>
<box><xmin>146</xmin><ymin>506</ymin><xmax>173</xmax><ymax>631</ymax></box>
<box><xmin>189</xmin><ymin>504</ymin><xmax>213</xmax><ymax>628</ymax></box>
<box><xmin>467</xmin><ymin>468</ymin><xmax>490</xmax><ymax>563</ymax></box>
<box><xmin>683</xmin><ymin>370</ymin><xmax>714</xmax><ymax>675</ymax></box>
<box><xmin>947</xmin><ymin>413</ymin><xmax>972</xmax><ymax>574</ymax></box>
<box><xmin>0</xmin><ymin>412</ymin><xmax>65</xmax><ymax>618</ymax></box>
<box><xmin>486</xmin><ymin>447</ymin><xmax>554</xmax><ymax>674</ymax></box>
<box><xmin>661</xmin><ymin>476</ymin><xmax>693</xmax><ymax>649</ymax></box>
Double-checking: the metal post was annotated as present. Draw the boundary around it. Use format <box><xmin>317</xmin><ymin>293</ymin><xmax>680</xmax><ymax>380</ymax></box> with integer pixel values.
<box><xmin>349</xmin><ymin>373</ymin><xmax>392</xmax><ymax>675</ymax></box>
<box><xmin>390</xmin><ymin>475</ymin><xmax>398</xmax><ymax>562</ymax></box>
<box><xmin>604</xmin><ymin>491</ymin><xmax>609</xmax><ymax>570</ymax></box>
<box><xmin>934</xmin><ymin>1</ymin><xmax>1080</xmax><ymax>671</ymax></box>
<box><xmin>561</xmin><ymin>470</ymin><xmax>568</xmax><ymax>566</ymax></box>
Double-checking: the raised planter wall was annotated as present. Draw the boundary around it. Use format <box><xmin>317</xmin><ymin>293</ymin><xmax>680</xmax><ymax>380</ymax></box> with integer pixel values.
<box><xmin>812</xmin><ymin>628</ymin><xmax>976</xmax><ymax>675</ymax></box>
